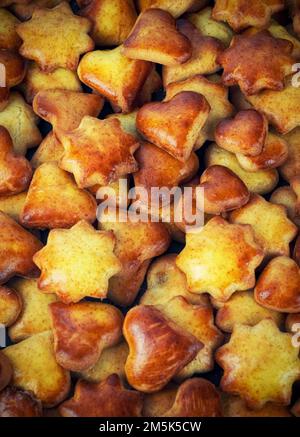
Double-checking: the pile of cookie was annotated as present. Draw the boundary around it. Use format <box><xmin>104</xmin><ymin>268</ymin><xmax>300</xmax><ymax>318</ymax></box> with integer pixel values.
<box><xmin>0</xmin><ymin>0</ymin><xmax>300</xmax><ymax>417</ymax></box>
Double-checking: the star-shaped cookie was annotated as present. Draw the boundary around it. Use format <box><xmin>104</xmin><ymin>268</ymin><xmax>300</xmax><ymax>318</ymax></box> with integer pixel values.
<box><xmin>59</xmin><ymin>116</ymin><xmax>140</xmax><ymax>188</ymax></box>
<box><xmin>176</xmin><ymin>216</ymin><xmax>264</xmax><ymax>301</ymax></box>
<box><xmin>16</xmin><ymin>2</ymin><xmax>94</xmax><ymax>72</ymax></box>
<box><xmin>218</xmin><ymin>31</ymin><xmax>294</xmax><ymax>95</ymax></box>
<box><xmin>33</xmin><ymin>220</ymin><xmax>121</xmax><ymax>303</ymax></box>
<box><xmin>216</xmin><ymin>319</ymin><xmax>300</xmax><ymax>409</ymax></box>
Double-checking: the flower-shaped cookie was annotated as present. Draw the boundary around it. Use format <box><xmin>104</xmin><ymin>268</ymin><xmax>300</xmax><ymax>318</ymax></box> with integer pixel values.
<box><xmin>22</xmin><ymin>62</ymin><xmax>82</xmax><ymax>104</ymax></box>
<box><xmin>59</xmin><ymin>116</ymin><xmax>139</xmax><ymax>188</ymax></box>
<box><xmin>218</xmin><ymin>31</ymin><xmax>294</xmax><ymax>96</ymax></box>
<box><xmin>216</xmin><ymin>319</ymin><xmax>300</xmax><ymax>409</ymax></box>
<box><xmin>33</xmin><ymin>220</ymin><xmax>121</xmax><ymax>303</ymax></box>
<box><xmin>176</xmin><ymin>216</ymin><xmax>264</xmax><ymax>301</ymax></box>
<box><xmin>17</xmin><ymin>2</ymin><xmax>94</xmax><ymax>71</ymax></box>
<box><xmin>230</xmin><ymin>194</ymin><xmax>298</xmax><ymax>258</ymax></box>
<box><xmin>212</xmin><ymin>0</ymin><xmax>284</xmax><ymax>32</ymax></box>
<box><xmin>59</xmin><ymin>374</ymin><xmax>143</xmax><ymax>417</ymax></box>
<box><xmin>122</xmin><ymin>8</ymin><xmax>192</xmax><ymax>66</ymax></box>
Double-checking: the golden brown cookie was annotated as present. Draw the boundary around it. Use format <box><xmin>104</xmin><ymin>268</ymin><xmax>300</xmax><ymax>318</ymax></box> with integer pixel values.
<box><xmin>50</xmin><ymin>301</ymin><xmax>123</xmax><ymax>372</ymax></box>
<box><xmin>59</xmin><ymin>117</ymin><xmax>140</xmax><ymax>188</ymax></box>
<box><xmin>134</xmin><ymin>141</ymin><xmax>199</xmax><ymax>196</ymax></box>
<box><xmin>99</xmin><ymin>209</ymin><xmax>171</xmax><ymax>306</ymax></box>
<box><xmin>33</xmin><ymin>220</ymin><xmax>121</xmax><ymax>303</ymax></box>
<box><xmin>0</xmin><ymin>285</ymin><xmax>22</xmax><ymax>327</ymax></box>
<box><xmin>157</xmin><ymin>296</ymin><xmax>223</xmax><ymax>377</ymax></box>
<box><xmin>0</xmin><ymin>126</ymin><xmax>32</xmax><ymax>196</ymax></box>
<box><xmin>246</xmin><ymin>77</ymin><xmax>300</xmax><ymax>135</ymax></box>
<box><xmin>137</xmin><ymin>91</ymin><xmax>210</xmax><ymax>161</ymax></box>
<box><xmin>124</xmin><ymin>305</ymin><xmax>202</xmax><ymax>392</ymax></box>
<box><xmin>165</xmin><ymin>74</ymin><xmax>234</xmax><ymax>146</ymax></box>
<box><xmin>230</xmin><ymin>194</ymin><xmax>298</xmax><ymax>258</ymax></box>
<box><xmin>222</xmin><ymin>394</ymin><xmax>291</xmax><ymax>417</ymax></box>
<box><xmin>2</xmin><ymin>331</ymin><xmax>70</xmax><ymax>407</ymax></box>
<box><xmin>122</xmin><ymin>9</ymin><xmax>192</xmax><ymax>65</ymax></box>
<box><xmin>22</xmin><ymin>62</ymin><xmax>82</xmax><ymax>104</ymax></box>
<box><xmin>218</xmin><ymin>31</ymin><xmax>294</xmax><ymax>96</ymax></box>
<box><xmin>141</xmin><ymin>254</ymin><xmax>209</xmax><ymax>306</ymax></box>
<box><xmin>79</xmin><ymin>342</ymin><xmax>129</xmax><ymax>383</ymax></box>
<box><xmin>78</xmin><ymin>45</ymin><xmax>151</xmax><ymax>113</ymax></box>
<box><xmin>215</xmin><ymin>290</ymin><xmax>284</xmax><ymax>333</ymax></box>
<box><xmin>0</xmin><ymin>212</ymin><xmax>42</xmax><ymax>284</ymax></box>
<box><xmin>0</xmin><ymin>8</ymin><xmax>21</xmax><ymax>50</ymax></box>
<box><xmin>187</xmin><ymin>7</ymin><xmax>233</xmax><ymax>47</ymax></box>
<box><xmin>0</xmin><ymin>92</ymin><xmax>42</xmax><ymax>156</ymax></box>
<box><xmin>216</xmin><ymin>319</ymin><xmax>300</xmax><ymax>409</ymax></box>
<box><xmin>59</xmin><ymin>374</ymin><xmax>143</xmax><ymax>417</ymax></box>
<box><xmin>0</xmin><ymin>387</ymin><xmax>42</xmax><ymax>417</ymax></box>
<box><xmin>20</xmin><ymin>162</ymin><xmax>97</xmax><ymax>229</ymax></box>
<box><xmin>8</xmin><ymin>278</ymin><xmax>57</xmax><ymax>342</ymax></box>
<box><xmin>17</xmin><ymin>2</ymin><xmax>94</xmax><ymax>72</ymax></box>
<box><xmin>215</xmin><ymin>109</ymin><xmax>267</xmax><ymax>156</ymax></box>
<box><xmin>199</xmin><ymin>165</ymin><xmax>250</xmax><ymax>214</ymax></box>
<box><xmin>205</xmin><ymin>143</ymin><xmax>279</xmax><ymax>194</ymax></box>
<box><xmin>79</xmin><ymin>0</ymin><xmax>137</xmax><ymax>46</ymax></box>
<box><xmin>255</xmin><ymin>256</ymin><xmax>300</xmax><ymax>313</ymax></box>
<box><xmin>212</xmin><ymin>0</ymin><xmax>284</xmax><ymax>32</ymax></box>
<box><xmin>236</xmin><ymin>133</ymin><xmax>288</xmax><ymax>171</ymax></box>
<box><xmin>137</xmin><ymin>0</ymin><xmax>207</xmax><ymax>18</ymax></box>
<box><xmin>176</xmin><ymin>216</ymin><xmax>264</xmax><ymax>301</ymax></box>
<box><xmin>163</xmin><ymin>19</ymin><xmax>223</xmax><ymax>86</ymax></box>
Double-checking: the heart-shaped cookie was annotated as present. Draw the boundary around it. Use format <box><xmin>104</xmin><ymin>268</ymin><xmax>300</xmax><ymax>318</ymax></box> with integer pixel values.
<box><xmin>137</xmin><ymin>91</ymin><xmax>210</xmax><ymax>161</ymax></box>
<box><xmin>236</xmin><ymin>133</ymin><xmax>288</xmax><ymax>171</ymax></box>
<box><xmin>0</xmin><ymin>126</ymin><xmax>32</xmax><ymax>196</ymax></box>
<box><xmin>199</xmin><ymin>165</ymin><xmax>250</xmax><ymax>214</ymax></box>
<box><xmin>255</xmin><ymin>256</ymin><xmax>300</xmax><ymax>313</ymax></box>
<box><xmin>124</xmin><ymin>305</ymin><xmax>202</xmax><ymax>392</ymax></box>
<box><xmin>215</xmin><ymin>109</ymin><xmax>267</xmax><ymax>156</ymax></box>
<box><xmin>122</xmin><ymin>8</ymin><xmax>192</xmax><ymax>65</ymax></box>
